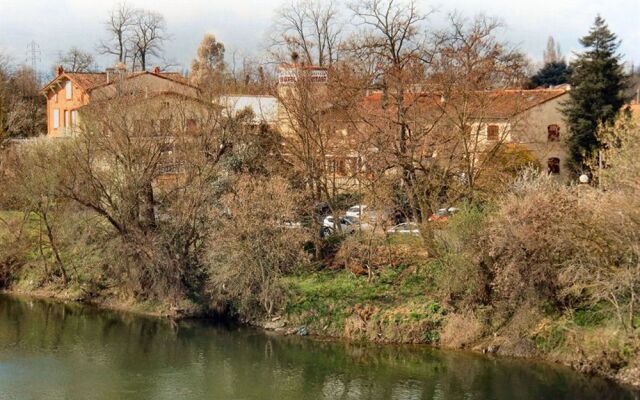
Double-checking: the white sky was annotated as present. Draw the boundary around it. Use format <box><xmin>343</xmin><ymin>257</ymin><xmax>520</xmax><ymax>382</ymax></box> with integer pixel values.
<box><xmin>0</xmin><ymin>0</ymin><xmax>638</xmax><ymax>76</ymax></box>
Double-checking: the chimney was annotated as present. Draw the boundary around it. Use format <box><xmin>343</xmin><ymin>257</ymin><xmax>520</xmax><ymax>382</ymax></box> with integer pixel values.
<box><xmin>56</xmin><ymin>65</ymin><xmax>64</xmax><ymax>76</ymax></box>
<box><xmin>115</xmin><ymin>63</ymin><xmax>127</xmax><ymax>95</ymax></box>
<box><xmin>153</xmin><ymin>66</ymin><xmax>161</xmax><ymax>74</ymax></box>
<box><xmin>116</xmin><ymin>62</ymin><xmax>127</xmax><ymax>77</ymax></box>
<box><xmin>105</xmin><ymin>67</ymin><xmax>116</xmax><ymax>84</ymax></box>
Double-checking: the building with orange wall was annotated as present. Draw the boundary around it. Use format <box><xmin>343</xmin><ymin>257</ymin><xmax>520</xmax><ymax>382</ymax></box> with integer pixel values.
<box><xmin>40</xmin><ymin>65</ymin><xmax>196</xmax><ymax>137</ymax></box>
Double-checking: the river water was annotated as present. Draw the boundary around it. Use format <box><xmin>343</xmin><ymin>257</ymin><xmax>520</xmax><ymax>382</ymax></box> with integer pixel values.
<box><xmin>0</xmin><ymin>294</ymin><xmax>636</xmax><ymax>400</ymax></box>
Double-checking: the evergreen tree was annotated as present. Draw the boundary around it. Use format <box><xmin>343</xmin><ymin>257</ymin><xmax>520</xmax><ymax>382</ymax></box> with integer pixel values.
<box><xmin>529</xmin><ymin>61</ymin><xmax>572</xmax><ymax>88</ymax></box>
<box><xmin>562</xmin><ymin>16</ymin><xmax>628</xmax><ymax>175</ymax></box>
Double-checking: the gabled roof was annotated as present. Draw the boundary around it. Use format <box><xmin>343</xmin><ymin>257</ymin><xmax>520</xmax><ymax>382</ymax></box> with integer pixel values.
<box><xmin>362</xmin><ymin>88</ymin><xmax>568</xmax><ymax>119</ymax></box>
<box><xmin>87</xmin><ymin>70</ymin><xmax>195</xmax><ymax>92</ymax></box>
<box><xmin>478</xmin><ymin>89</ymin><xmax>568</xmax><ymax>118</ymax></box>
<box><xmin>40</xmin><ymin>70</ymin><xmax>194</xmax><ymax>96</ymax></box>
<box><xmin>83</xmin><ymin>90</ymin><xmax>211</xmax><ymax>109</ymax></box>
<box><xmin>40</xmin><ymin>72</ymin><xmax>106</xmax><ymax>94</ymax></box>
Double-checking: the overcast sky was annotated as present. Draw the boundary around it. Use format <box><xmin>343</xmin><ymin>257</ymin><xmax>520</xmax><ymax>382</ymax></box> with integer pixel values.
<box><xmin>0</xmin><ymin>0</ymin><xmax>638</xmax><ymax>77</ymax></box>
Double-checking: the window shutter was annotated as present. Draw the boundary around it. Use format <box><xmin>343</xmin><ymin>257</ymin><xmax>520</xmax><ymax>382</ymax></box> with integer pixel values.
<box><xmin>53</xmin><ymin>109</ymin><xmax>60</xmax><ymax>129</ymax></box>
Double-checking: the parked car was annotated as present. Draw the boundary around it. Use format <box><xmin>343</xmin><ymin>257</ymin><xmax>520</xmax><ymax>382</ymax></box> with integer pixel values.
<box><xmin>427</xmin><ymin>207</ymin><xmax>459</xmax><ymax>222</ymax></box>
<box><xmin>386</xmin><ymin>222</ymin><xmax>421</xmax><ymax>236</ymax></box>
<box><xmin>346</xmin><ymin>204</ymin><xmax>383</xmax><ymax>227</ymax></box>
<box><xmin>346</xmin><ymin>205</ymin><xmax>368</xmax><ymax>219</ymax></box>
<box><xmin>322</xmin><ymin>215</ymin><xmax>357</xmax><ymax>234</ymax></box>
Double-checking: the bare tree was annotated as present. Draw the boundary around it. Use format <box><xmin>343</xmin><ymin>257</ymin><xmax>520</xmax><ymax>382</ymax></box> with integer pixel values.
<box><xmin>0</xmin><ymin>53</ymin><xmax>11</xmax><ymax>141</ymax></box>
<box><xmin>206</xmin><ymin>176</ymin><xmax>310</xmax><ymax>316</ymax></box>
<box><xmin>56</xmin><ymin>47</ymin><xmax>96</xmax><ymax>72</ymax></box>
<box><xmin>274</xmin><ymin>62</ymin><xmax>365</xmax><ymax>254</ymax></box>
<box><xmin>271</xmin><ymin>0</ymin><xmax>343</xmax><ymax>66</ymax></box>
<box><xmin>429</xmin><ymin>14</ymin><xmax>529</xmax><ymax>201</ymax></box>
<box><xmin>131</xmin><ymin>10</ymin><xmax>168</xmax><ymax>71</ymax></box>
<box><xmin>345</xmin><ymin>0</ymin><xmax>436</xmax><ymax>221</ymax></box>
<box><xmin>3</xmin><ymin>141</ymin><xmax>69</xmax><ymax>284</ymax></box>
<box><xmin>1</xmin><ymin>65</ymin><xmax>46</xmax><ymax>138</ymax></box>
<box><xmin>98</xmin><ymin>2</ymin><xmax>136</xmax><ymax>64</ymax></box>
<box><xmin>343</xmin><ymin>9</ymin><xmax>529</xmax><ymax>221</ymax></box>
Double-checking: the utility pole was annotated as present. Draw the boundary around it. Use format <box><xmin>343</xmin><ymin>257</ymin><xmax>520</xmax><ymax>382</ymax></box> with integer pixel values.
<box><xmin>25</xmin><ymin>41</ymin><xmax>42</xmax><ymax>84</ymax></box>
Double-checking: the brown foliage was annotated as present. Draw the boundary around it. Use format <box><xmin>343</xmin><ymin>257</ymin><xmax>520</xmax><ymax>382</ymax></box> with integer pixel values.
<box><xmin>334</xmin><ymin>233</ymin><xmax>424</xmax><ymax>277</ymax></box>
<box><xmin>481</xmin><ymin>174</ymin><xmax>640</xmax><ymax>330</ymax></box>
<box><xmin>205</xmin><ymin>176</ymin><xmax>311</xmax><ymax>317</ymax></box>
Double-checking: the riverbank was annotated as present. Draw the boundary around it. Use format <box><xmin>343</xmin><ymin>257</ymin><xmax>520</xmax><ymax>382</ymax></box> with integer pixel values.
<box><xmin>3</xmin><ymin>292</ymin><xmax>633</xmax><ymax>400</ymax></box>
<box><xmin>1</xmin><ymin>179</ymin><xmax>639</xmax><ymax>392</ymax></box>
<box><xmin>2</xmin><ymin>282</ymin><xmax>203</xmax><ymax>320</ymax></box>
<box><xmin>3</xmin><ymin>270</ymin><xmax>640</xmax><ymax>393</ymax></box>
<box><xmin>272</xmin><ymin>268</ymin><xmax>640</xmax><ymax>391</ymax></box>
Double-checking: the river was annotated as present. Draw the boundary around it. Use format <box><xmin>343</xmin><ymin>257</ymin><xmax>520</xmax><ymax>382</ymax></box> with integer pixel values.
<box><xmin>0</xmin><ymin>294</ymin><xmax>636</xmax><ymax>399</ymax></box>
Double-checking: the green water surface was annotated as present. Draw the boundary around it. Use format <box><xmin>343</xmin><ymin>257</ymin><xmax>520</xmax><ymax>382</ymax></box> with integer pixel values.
<box><xmin>0</xmin><ymin>294</ymin><xmax>636</xmax><ymax>400</ymax></box>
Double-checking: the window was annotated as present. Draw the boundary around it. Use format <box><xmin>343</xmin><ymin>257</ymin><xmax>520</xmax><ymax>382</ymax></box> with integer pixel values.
<box><xmin>186</xmin><ymin>119</ymin><xmax>197</xmax><ymax>133</ymax></box>
<box><xmin>64</xmin><ymin>110</ymin><xmax>70</xmax><ymax>128</ymax></box>
<box><xmin>158</xmin><ymin>119</ymin><xmax>171</xmax><ymax>134</ymax></box>
<box><xmin>65</xmin><ymin>81</ymin><xmax>72</xmax><ymax>99</ymax></box>
<box><xmin>547</xmin><ymin>157</ymin><xmax>560</xmax><ymax>175</ymax></box>
<box><xmin>548</xmin><ymin>124</ymin><xmax>560</xmax><ymax>142</ymax></box>
<box><xmin>336</xmin><ymin>159</ymin><xmax>346</xmax><ymax>175</ymax></box>
<box><xmin>71</xmin><ymin>110</ymin><xmax>78</xmax><ymax>127</ymax></box>
<box><xmin>487</xmin><ymin>125</ymin><xmax>499</xmax><ymax>141</ymax></box>
<box><xmin>53</xmin><ymin>109</ymin><xmax>60</xmax><ymax>129</ymax></box>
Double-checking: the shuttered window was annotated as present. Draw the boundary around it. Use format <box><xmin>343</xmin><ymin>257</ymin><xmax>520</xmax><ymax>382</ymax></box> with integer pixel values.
<box><xmin>487</xmin><ymin>125</ymin><xmax>499</xmax><ymax>141</ymax></box>
<box><xmin>65</xmin><ymin>81</ymin><xmax>72</xmax><ymax>99</ymax></box>
<box><xmin>53</xmin><ymin>109</ymin><xmax>60</xmax><ymax>129</ymax></box>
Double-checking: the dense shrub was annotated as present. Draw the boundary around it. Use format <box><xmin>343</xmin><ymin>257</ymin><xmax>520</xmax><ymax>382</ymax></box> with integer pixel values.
<box><xmin>334</xmin><ymin>232</ymin><xmax>426</xmax><ymax>278</ymax></box>
<box><xmin>431</xmin><ymin>204</ymin><xmax>491</xmax><ymax>306</ymax></box>
<box><xmin>480</xmin><ymin>174</ymin><xmax>639</xmax><ymax>330</ymax></box>
<box><xmin>205</xmin><ymin>176</ymin><xmax>311</xmax><ymax>318</ymax></box>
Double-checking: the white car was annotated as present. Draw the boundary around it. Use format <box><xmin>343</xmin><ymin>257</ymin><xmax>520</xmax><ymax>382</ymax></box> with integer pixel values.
<box><xmin>346</xmin><ymin>205</ymin><xmax>368</xmax><ymax>219</ymax></box>
<box><xmin>322</xmin><ymin>215</ymin><xmax>357</xmax><ymax>234</ymax></box>
<box><xmin>346</xmin><ymin>205</ymin><xmax>381</xmax><ymax>224</ymax></box>
<box><xmin>386</xmin><ymin>222</ymin><xmax>421</xmax><ymax>236</ymax></box>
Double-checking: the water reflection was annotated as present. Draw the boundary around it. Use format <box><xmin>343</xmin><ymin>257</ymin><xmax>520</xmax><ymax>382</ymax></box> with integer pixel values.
<box><xmin>0</xmin><ymin>294</ymin><xmax>636</xmax><ymax>400</ymax></box>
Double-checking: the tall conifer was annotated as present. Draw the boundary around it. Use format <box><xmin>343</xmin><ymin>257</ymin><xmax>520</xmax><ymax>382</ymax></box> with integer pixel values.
<box><xmin>562</xmin><ymin>16</ymin><xmax>628</xmax><ymax>175</ymax></box>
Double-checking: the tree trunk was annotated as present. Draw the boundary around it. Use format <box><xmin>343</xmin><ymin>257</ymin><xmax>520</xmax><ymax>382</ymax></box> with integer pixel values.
<box><xmin>41</xmin><ymin>211</ymin><xmax>68</xmax><ymax>285</ymax></box>
<box><xmin>140</xmin><ymin>182</ymin><xmax>156</xmax><ymax>229</ymax></box>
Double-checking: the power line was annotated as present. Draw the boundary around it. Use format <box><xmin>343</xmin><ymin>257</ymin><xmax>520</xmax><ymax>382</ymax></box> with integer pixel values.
<box><xmin>25</xmin><ymin>41</ymin><xmax>42</xmax><ymax>72</ymax></box>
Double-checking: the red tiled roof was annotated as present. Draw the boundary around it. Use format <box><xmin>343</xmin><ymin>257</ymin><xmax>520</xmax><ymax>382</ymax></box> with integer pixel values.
<box><xmin>40</xmin><ymin>72</ymin><xmax>106</xmax><ymax>94</ymax></box>
<box><xmin>65</xmin><ymin>73</ymin><xmax>106</xmax><ymax>90</ymax></box>
<box><xmin>41</xmin><ymin>71</ymin><xmax>194</xmax><ymax>94</ymax></box>
<box><xmin>87</xmin><ymin>71</ymin><xmax>195</xmax><ymax>91</ymax></box>
<box><xmin>362</xmin><ymin>89</ymin><xmax>568</xmax><ymax>119</ymax></box>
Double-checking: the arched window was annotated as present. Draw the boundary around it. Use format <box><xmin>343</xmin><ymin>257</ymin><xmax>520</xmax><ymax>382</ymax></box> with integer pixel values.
<box><xmin>548</xmin><ymin>124</ymin><xmax>560</xmax><ymax>142</ymax></box>
<box><xmin>547</xmin><ymin>157</ymin><xmax>560</xmax><ymax>175</ymax></box>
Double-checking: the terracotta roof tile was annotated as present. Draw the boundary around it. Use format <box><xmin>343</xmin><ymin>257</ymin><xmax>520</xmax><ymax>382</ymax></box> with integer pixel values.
<box><xmin>65</xmin><ymin>73</ymin><xmax>107</xmax><ymax>90</ymax></box>
<box><xmin>362</xmin><ymin>89</ymin><xmax>568</xmax><ymax>119</ymax></box>
<box><xmin>41</xmin><ymin>71</ymin><xmax>193</xmax><ymax>94</ymax></box>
